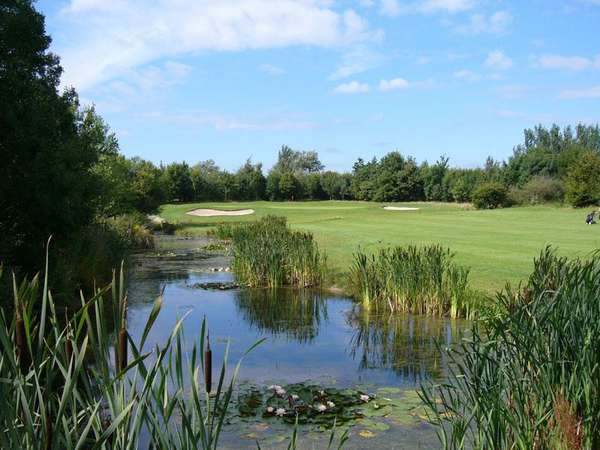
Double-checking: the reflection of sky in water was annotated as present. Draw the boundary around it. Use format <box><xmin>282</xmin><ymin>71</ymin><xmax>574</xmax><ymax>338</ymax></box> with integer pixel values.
<box><xmin>127</xmin><ymin>260</ymin><xmax>467</xmax><ymax>389</ymax></box>
<box><xmin>126</xmin><ymin>242</ymin><xmax>468</xmax><ymax>448</ymax></box>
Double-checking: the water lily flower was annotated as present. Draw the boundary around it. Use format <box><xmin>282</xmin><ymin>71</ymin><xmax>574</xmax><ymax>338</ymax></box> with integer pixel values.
<box><xmin>360</xmin><ymin>394</ymin><xmax>370</xmax><ymax>402</ymax></box>
<box><xmin>275</xmin><ymin>408</ymin><xmax>286</xmax><ymax>417</ymax></box>
<box><xmin>291</xmin><ymin>394</ymin><xmax>299</xmax><ymax>401</ymax></box>
<box><xmin>275</xmin><ymin>387</ymin><xmax>286</xmax><ymax>396</ymax></box>
<box><xmin>327</xmin><ymin>401</ymin><xmax>335</xmax><ymax>408</ymax></box>
<box><xmin>315</xmin><ymin>403</ymin><xmax>327</xmax><ymax>412</ymax></box>
<box><xmin>266</xmin><ymin>406</ymin><xmax>274</xmax><ymax>413</ymax></box>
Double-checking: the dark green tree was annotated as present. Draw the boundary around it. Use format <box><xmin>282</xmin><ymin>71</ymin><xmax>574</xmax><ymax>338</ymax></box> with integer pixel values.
<box><xmin>565</xmin><ymin>152</ymin><xmax>600</xmax><ymax>207</ymax></box>
<box><xmin>0</xmin><ymin>0</ymin><xmax>101</xmax><ymax>269</ymax></box>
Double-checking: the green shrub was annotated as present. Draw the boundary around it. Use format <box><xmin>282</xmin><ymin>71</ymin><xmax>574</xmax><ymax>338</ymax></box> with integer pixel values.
<box><xmin>471</xmin><ymin>182</ymin><xmax>509</xmax><ymax>209</ymax></box>
<box><xmin>422</xmin><ymin>248</ymin><xmax>600</xmax><ymax>448</ymax></box>
<box><xmin>509</xmin><ymin>176</ymin><xmax>565</xmax><ymax>205</ymax></box>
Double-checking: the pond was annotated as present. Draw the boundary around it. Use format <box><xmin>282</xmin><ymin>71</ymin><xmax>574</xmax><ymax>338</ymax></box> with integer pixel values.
<box><xmin>126</xmin><ymin>237</ymin><xmax>469</xmax><ymax>449</ymax></box>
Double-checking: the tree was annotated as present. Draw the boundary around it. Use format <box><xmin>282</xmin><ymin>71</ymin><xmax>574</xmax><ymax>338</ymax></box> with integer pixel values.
<box><xmin>0</xmin><ymin>0</ymin><xmax>101</xmax><ymax>269</ymax></box>
<box><xmin>422</xmin><ymin>155</ymin><xmax>450</xmax><ymax>201</ymax></box>
<box><xmin>351</xmin><ymin>158</ymin><xmax>378</xmax><ymax>201</ymax></box>
<box><xmin>278</xmin><ymin>172</ymin><xmax>301</xmax><ymax>200</ymax></box>
<box><xmin>373</xmin><ymin>152</ymin><xmax>423</xmax><ymax>202</ymax></box>
<box><xmin>565</xmin><ymin>152</ymin><xmax>600</xmax><ymax>207</ymax></box>
<box><xmin>236</xmin><ymin>159</ymin><xmax>266</xmax><ymax>200</ymax></box>
<box><xmin>321</xmin><ymin>171</ymin><xmax>343</xmax><ymax>200</ymax></box>
<box><xmin>272</xmin><ymin>145</ymin><xmax>324</xmax><ymax>173</ymax></box>
<box><xmin>129</xmin><ymin>157</ymin><xmax>166</xmax><ymax>212</ymax></box>
<box><xmin>266</xmin><ymin>171</ymin><xmax>282</xmax><ymax>200</ymax></box>
<box><xmin>163</xmin><ymin>163</ymin><xmax>194</xmax><ymax>202</ymax></box>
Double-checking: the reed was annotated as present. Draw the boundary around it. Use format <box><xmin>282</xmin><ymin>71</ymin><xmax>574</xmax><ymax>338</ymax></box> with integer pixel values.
<box><xmin>229</xmin><ymin>216</ymin><xmax>326</xmax><ymax>288</ymax></box>
<box><xmin>0</xmin><ymin>249</ymin><xmax>263</xmax><ymax>449</ymax></box>
<box><xmin>349</xmin><ymin>244</ymin><xmax>481</xmax><ymax>318</ymax></box>
<box><xmin>421</xmin><ymin>247</ymin><xmax>600</xmax><ymax>449</ymax></box>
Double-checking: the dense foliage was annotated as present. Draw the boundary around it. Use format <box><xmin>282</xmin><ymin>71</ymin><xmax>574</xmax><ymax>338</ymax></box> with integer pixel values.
<box><xmin>422</xmin><ymin>248</ymin><xmax>600</xmax><ymax>448</ymax></box>
<box><xmin>0</xmin><ymin>1</ymin><xmax>161</xmax><ymax>293</ymax></box>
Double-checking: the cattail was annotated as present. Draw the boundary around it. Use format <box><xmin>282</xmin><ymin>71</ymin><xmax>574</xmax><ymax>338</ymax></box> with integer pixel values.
<box><xmin>15</xmin><ymin>310</ymin><xmax>30</xmax><ymax>373</ymax></box>
<box><xmin>204</xmin><ymin>331</ymin><xmax>212</xmax><ymax>393</ymax></box>
<box><xmin>44</xmin><ymin>411</ymin><xmax>53</xmax><ymax>450</ymax></box>
<box><xmin>65</xmin><ymin>336</ymin><xmax>73</xmax><ymax>364</ymax></box>
<box><xmin>117</xmin><ymin>327</ymin><xmax>128</xmax><ymax>372</ymax></box>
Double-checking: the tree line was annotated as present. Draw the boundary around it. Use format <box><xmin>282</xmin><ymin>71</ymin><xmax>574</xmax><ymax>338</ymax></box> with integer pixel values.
<box><xmin>149</xmin><ymin>123</ymin><xmax>600</xmax><ymax>209</ymax></box>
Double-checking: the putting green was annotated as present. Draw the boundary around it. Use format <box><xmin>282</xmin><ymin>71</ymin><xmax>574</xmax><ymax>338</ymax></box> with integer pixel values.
<box><xmin>159</xmin><ymin>201</ymin><xmax>600</xmax><ymax>292</ymax></box>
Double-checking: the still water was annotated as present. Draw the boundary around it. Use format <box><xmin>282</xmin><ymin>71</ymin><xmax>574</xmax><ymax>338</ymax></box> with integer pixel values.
<box><xmin>126</xmin><ymin>237</ymin><xmax>468</xmax><ymax>449</ymax></box>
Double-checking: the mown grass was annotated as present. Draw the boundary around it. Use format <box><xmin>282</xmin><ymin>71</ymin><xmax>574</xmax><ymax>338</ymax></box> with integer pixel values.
<box><xmin>421</xmin><ymin>248</ymin><xmax>600</xmax><ymax>448</ymax></box>
<box><xmin>160</xmin><ymin>201</ymin><xmax>600</xmax><ymax>292</ymax></box>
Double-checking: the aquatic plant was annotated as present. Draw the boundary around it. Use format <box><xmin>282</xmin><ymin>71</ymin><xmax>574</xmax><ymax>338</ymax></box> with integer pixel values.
<box><xmin>0</xmin><ymin>249</ymin><xmax>262</xmax><ymax>449</ymax></box>
<box><xmin>349</xmin><ymin>244</ymin><xmax>481</xmax><ymax>318</ymax></box>
<box><xmin>229</xmin><ymin>216</ymin><xmax>326</xmax><ymax>288</ymax></box>
<box><xmin>421</xmin><ymin>247</ymin><xmax>600</xmax><ymax>449</ymax></box>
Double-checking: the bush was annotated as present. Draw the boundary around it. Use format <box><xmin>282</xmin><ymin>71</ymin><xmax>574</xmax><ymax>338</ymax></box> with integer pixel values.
<box><xmin>509</xmin><ymin>176</ymin><xmax>565</xmax><ymax>205</ymax></box>
<box><xmin>471</xmin><ymin>182</ymin><xmax>509</xmax><ymax>209</ymax></box>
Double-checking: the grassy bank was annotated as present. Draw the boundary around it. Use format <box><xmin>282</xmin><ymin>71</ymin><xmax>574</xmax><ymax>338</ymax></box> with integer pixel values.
<box><xmin>160</xmin><ymin>201</ymin><xmax>600</xmax><ymax>292</ymax></box>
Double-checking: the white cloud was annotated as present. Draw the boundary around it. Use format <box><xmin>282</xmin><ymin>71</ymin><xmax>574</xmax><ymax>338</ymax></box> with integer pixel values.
<box><xmin>333</xmin><ymin>81</ymin><xmax>370</xmax><ymax>94</ymax></box>
<box><xmin>454</xmin><ymin>69</ymin><xmax>481</xmax><ymax>82</ymax></box>
<box><xmin>456</xmin><ymin>11</ymin><xmax>512</xmax><ymax>35</ymax></box>
<box><xmin>379</xmin><ymin>77</ymin><xmax>410</xmax><ymax>91</ymax></box>
<box><xmin>259</xmin><ymin>64</ymin><xmax>286</xmax><ymax>76</ymax></box>
<box><xmin>380</xmin><ymin>0</ymin><xmax>476</xmax><ymax>16</ymax></box>
<box><xmin>559</xmin><ymin>85</ymin><xmax>600</xmax><ymax>100</ymax></box>
<box><xmin>329</xmin><ymin>45</ymin><xmax>384</xmax><ymax>79</ymax></box>
<box><xmin>485</xmin><ymin>50</ymin><xmax>513</xmax><ymax>71</ymax></box>
<box><xmin>537</xmin><ymin>54</ymin><xmax>600</xmax><ymax>71</ymax></box>
<box><xmin>58</xmin><ymin>0</ymin><xmax>380</xmax><ymax>91</ymax></box>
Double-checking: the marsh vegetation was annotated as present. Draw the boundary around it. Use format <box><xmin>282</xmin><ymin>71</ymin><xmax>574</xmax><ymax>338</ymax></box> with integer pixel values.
<box><xmin>224</xmin><ymin>216</ymin><xmax>326</xmax><ymax>288</ymax></box>
<box><xmin>350</xmin><ymin>245</ymin><xmax>480</xmax><ymax>318</ymax></box>
<box><xmin>422</xmin><ymin>248</ymin><xmax>600</xmax><ymax>448</ymax></box>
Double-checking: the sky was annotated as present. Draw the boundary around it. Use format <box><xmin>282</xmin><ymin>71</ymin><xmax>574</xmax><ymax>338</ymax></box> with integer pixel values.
<box><xmin>37</xmin><ymin>0</ymin><xmax>600</xmax><ymax>172</ymax></box>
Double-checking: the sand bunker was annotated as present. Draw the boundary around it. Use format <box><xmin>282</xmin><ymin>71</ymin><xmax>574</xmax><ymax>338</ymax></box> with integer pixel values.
<box><xmin>383</xmin><ymin>206</ymin><xmax>420</xmax><ymax>211</ymax></box>
<box><xmin>186</xmin><ymin>208</ymin><xmax>255</xmax><ymax>217</ymax></box>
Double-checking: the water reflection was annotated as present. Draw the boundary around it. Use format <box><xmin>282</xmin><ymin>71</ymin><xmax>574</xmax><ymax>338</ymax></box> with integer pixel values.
<box><xmin>234</xmin><ymin>289</ymin><xmax>328</xmax><ymax>343</ymax></box>
<box><xmin>347</xmin><ymin>308</ymin><xmax>464</xmax><ymax>383</ymax></box>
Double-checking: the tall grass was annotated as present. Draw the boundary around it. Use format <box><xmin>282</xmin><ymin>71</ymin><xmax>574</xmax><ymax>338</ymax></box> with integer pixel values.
<box><xmin>421</xmin><ymin>247</ymin><xmax>600</xmax><ymax>449</ymax></box>
<box><xmin>0</xmin><ymin>247</ymin><xmax>262</xmax><ymax>449</ymax></box>
<box><xmin>349</xmin><ymin>245</ymin><xmax>480</xmax><ymax>318</ymax></box>
<box><xmin>229</xmin><ymin>216</ymin><xmax>326</xmax><ymax>288</ymax></box>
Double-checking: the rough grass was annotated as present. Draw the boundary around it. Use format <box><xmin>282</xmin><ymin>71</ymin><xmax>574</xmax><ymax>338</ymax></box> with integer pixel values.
<box><xmin>159</xmin><ymin>201</ymin><xmax>600</xmax><ymax>292</ymax></box>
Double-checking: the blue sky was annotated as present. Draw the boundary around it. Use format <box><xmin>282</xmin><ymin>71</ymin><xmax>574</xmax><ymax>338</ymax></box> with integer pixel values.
<box><xmin>37</xmin><ymin>0</ymin><xmax>600</xmax><ymax>171</ymax></box>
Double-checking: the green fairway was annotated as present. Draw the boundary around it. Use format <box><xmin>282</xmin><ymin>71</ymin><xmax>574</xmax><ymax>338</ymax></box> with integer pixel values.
<box><xmin>159</xmin><ymin>201</ymin><xmax>600</xmax><ymax>292</ymax></box>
